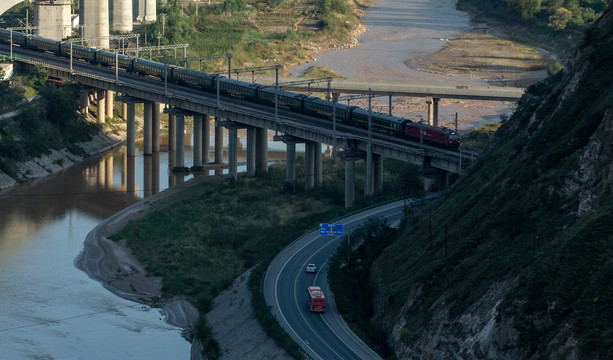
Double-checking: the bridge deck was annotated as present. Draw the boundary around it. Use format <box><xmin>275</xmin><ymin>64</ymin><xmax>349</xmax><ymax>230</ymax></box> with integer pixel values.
<box><xmin>252</xmin><ymin>76</ymin><xmax>524</xmax><ymax>101</ymax></box>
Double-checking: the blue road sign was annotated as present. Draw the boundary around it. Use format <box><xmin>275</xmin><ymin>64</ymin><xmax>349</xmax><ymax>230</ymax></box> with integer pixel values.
<box><xmin>319</xmin><ymin>223</ymin><xmax>344</xmax><ymax>236</ymax></box>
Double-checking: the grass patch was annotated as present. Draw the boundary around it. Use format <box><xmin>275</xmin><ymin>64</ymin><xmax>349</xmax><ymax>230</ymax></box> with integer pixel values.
<box><xmin>110</xmin><ymin>157</ymin><xmax>422</xmax><ymax>357</ymax></box>
<box><xmin>301</xmin><ymin>65</ymin><xmax>346</xmax><ymax>79</ymax></box>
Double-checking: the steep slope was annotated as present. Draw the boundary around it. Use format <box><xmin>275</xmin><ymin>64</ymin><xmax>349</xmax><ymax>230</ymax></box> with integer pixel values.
<box><xmin>370</xmin><ymin>4</ymin><xmax>613</xmax><ymax>359</ymax></box>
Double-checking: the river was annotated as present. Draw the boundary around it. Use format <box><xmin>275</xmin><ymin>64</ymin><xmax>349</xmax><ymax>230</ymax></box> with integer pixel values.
<box><xmin>0</xmin><ymin>1</ymin><xmax>483</xmax><ymax>358</ymax></box>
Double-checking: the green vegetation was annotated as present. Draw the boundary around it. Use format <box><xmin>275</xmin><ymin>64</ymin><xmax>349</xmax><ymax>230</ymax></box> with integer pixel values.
<box><xmin>369</xmin><ymin>4</ymin><xmax>613</xmax><ymax>357</ymax></box>
<box><xmin>110</xmin><ymin>157</ymin><xmax>423</xmax><ymax>358</ymax></box>
<box><xmin>457</xmin><ymin>0</ymin><xmax>611</xmax><ymax>57</ymax></box>
<box><xmin>460</xmin><ymin>122</ymin><xmax>502</xmax><ymax>150</ymax></box>
<box><xmin>134</xmin><ymin>0</ymin><xmax>364</xmax><ymax>72</ymax></box>
<box><xmin>0</xmin><ymin>68</ymin><xmax>100</xmax><ymax>177</ymax></box>
<box><xmin>459</xmin><ymin>0</ymin><xmax>608</xmax><ymax>27</ymax></box>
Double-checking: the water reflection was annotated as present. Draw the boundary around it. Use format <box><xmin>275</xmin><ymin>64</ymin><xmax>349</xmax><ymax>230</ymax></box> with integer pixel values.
<box><xmin>0</xmin><ymin>126</ymin><xmax>307</xmax><ymax>359</ymax></box>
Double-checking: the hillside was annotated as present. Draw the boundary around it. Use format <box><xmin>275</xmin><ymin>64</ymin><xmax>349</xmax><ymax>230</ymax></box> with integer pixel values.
<box><xmin>370</xmin><ymin>3</ymin><xmax>613</xmax><ymax>359</ymax></box>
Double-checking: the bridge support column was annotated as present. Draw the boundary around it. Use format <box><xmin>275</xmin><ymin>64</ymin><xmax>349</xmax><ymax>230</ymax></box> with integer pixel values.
<box><xmin>214</xmin><ymin>119</ymin><xmax>224</xmax><ymax>164</ymax></box>
<box><xmin>122</xmin><ymin>100</ymin><xmax>127</xmax><ymax>120</ymax></box>
<box><xmin>175</xmin><ymin>113</ymin><xmax>185</xmax><ymax>169</ymax></box>
<box><xmin>202</xmin><ymin>115</ymin><xmax>211</xmax><ymax>164</ymax></box>
<box><xmin>79</xmin><ymin>88</ymin><xmax>89</xmax><ymax>117</ymax></box>
<box><xmin>143</xmin><ymin>102</ymin><xmax>152</xmax><ymax>155</ymax></box>
<box><xmin>374</xmin><ymin>154</ymin><xmax>384</xmax><ymax>193</ymax></box>
<box><xmin>97</xmin><ymin>90</ymin><xmax>106</xmax><ymax>123</ymax></box>
<box><xmin>314</xmin><ymin>142</ymin><xmax>322</xmax><ymax>188</ymax></box>
<box><xmin>152</xmin><ymin>102</ymin><xmax>161</xmax><ymax>152</ymax></box>
<box><xmin>228</xmin><ymin>125</ymin><xmax>238</xmax><ymax>180</ymax></box>
<box><xmin>421</xmin><ymin>166</ymin><xmax>448</xmax><ymax>192</ymax></box>
<box><xmin>286</xmin><ymin>142</ymin><xmax>296</xmax><ymax>191</ymax></box>
<box><xmin>426</xmin><ymin>97</ymin><xmax>440</xmax><ymax>126</ymax></box>
<box><xmin>256</xmin><ymin>127</ymin><xmax>268</xmax><ymax>174</ymax></box>
<box><xmin>305</xmin><ymin>142</ymin><xmax>315</xmax><ymax>190</ymax></box>
<box><xmin>364</xmin><ymin>143</ymin><xmax>374</xmax><ymax>196</ymax></box>
<box><xmin>345</xmin><ymin>158</ymin><xmax>356</xmax><ymax>208</ymax></box>
<box><xmin>193</xmin><ymin>114</ymin><xmax>203</xmax><ymax>168</ymax></box>
<box><xmin>246</xmin><ymin>127</ymin><xmax>256</xmax><ymax>177</ymax></box>
<box><xmin>105</xmin><ymin>90</ymin><xmax>114</xmax><ymax>119</ymax></box>
<box><xmin>168</xmin><ymin>113</ymin><xmax>176</xmax><ymax>151</ymax></box>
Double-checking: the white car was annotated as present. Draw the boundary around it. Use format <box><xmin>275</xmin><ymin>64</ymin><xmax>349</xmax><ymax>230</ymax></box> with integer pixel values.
<box><xmin>305</xmin><ymin>264</ymin><xmax>317</xmax><ymax>273</ymax></box>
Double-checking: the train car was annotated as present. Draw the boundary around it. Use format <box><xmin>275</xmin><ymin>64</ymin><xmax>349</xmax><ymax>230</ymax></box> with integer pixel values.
<box><xmin>217</xmin><ymin>77</ymin><xmax>260</xmax><ymax>102</ymax></box>
<box><xmin>133</xmin><ymin>58</ymin><xmax>167</xmax><ymax>78</ymax></box>
<box><xmin>403</xmin><ymin>121</ymin><xmax>460</xmax><ymax>150</ymax></box>
<box><xmin>303</xmin><ymin>97</ymin><xmax>355</xmax><ymax>124</ymax></box>
<box><xmin>0</xmin><ymin>28</ymin><xmax>27</xmax><ymax>47</ymax></box>
<box><xmin>256</xmin><ymin>86</ymin><xmax>308</xmax><ymax>112</ymax></box>
<box><xmin>58</xmin><ymin>42</ymin><xmax>97</xmax><ymax>62</ymax></box>
<box><xmin>171</xmin><ymin>67</ymin><xmax>215</xmax><ymax>91</ymax></box>
<box><xmin>26</xmin><ymin>35</ymin><xmax>61</xmax><ymax>55</ymax></box>
<box><xmin>350</xmin><ymin>108</ymin><xmax>408</xmax><ymax>135</ymax></box>
<box><xmin>95</xmin><ymin>50</ymin><xmax>134</xmax><ymax>72</ymax></box>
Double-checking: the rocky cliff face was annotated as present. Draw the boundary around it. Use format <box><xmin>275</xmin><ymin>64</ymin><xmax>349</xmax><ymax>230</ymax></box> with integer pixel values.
<box><xmin>371</xmin><ymin>3</ymin><xmax>613</xmax><ymax>359</ymax></box>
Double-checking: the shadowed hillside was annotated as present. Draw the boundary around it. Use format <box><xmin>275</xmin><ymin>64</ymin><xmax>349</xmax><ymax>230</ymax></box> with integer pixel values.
<box><xmin>370</xmin><ymin>3</ymin><xmax>613</xmax><ymax>359</ymax></box>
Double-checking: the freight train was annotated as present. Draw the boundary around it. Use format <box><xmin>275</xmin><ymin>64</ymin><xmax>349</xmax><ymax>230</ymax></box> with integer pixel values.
<box><xmin>0</xmin><ymin>28</ymin><xmax>460</xmax><ymax>150</ymax></box>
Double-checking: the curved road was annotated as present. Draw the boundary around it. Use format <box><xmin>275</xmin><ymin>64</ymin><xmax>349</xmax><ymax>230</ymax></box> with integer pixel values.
<box><xmin>264</xmin><ymin>196</ymin><xmax>435</xmax><ymax>359</ymax></box>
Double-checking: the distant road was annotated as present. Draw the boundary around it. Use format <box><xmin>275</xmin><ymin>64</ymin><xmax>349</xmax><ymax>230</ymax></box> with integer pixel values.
<box><xmin>264</xmin><ymin>196</ymin><xmax>436</xmax><ymax>359</ymax></box>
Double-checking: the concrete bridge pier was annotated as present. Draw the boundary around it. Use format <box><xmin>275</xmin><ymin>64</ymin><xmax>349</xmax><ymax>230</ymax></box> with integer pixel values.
<box><xmin>364</xmin><ymin>143</ymin><xmax>374</xmax><ymax>196</ymax></box>
<box><xmin>314</xmin><ymin>142</ymin><xmax>322</xmax><ymax>188</ymax></box>
<box><xmin>214</xmin><ymin>118</ymin><xmax>224</xmax><ymax>164</ymax></box>
<box><xmin>273</xmin><ymin>134</ymin><xmax>299</xmax><ymax>191</ymax></box>
<box><xmin>79</xmin><ymin>88</ymin><xmax>90</xmax><ymax>117</ymax></box>
<box><xmin>202</xmin><ymin>115</ymin><xmax>211</xmax><ymax>165</ymax></box>
<box><xmin>374</xmin><ymin>154</ymin><xmax>384</xmax><ymax>193</ymax></box>
<box><xmin>143</xmin><ymin>102</ymin><xmax>152</xmax><ymax>155</ymax></box>
<box><xmin>421</xmin><ymin>165</ymin><xmax>448</xmax><ymax>192</ymax></box>
<box><xmin>168</xmin><ymin>113</ymin><xmax>176</xmax><ymax>151</ymax></box>
<box><xmin>175</xmin><ymin>113</ymin><xmax>186</xmax><ymax>169</ymax></box>
<box><xmin>305</xmin><ymin>142</ymin><xmax>315</xmax><ymax>190</ymax></box>
<box><xmin>246</xmin><ymin>127</ymin><xmax>256</xmax><ymax>177</ymax></box>
<box><xmin>193</xmin><ymin>114</ymin><xmax>203</xmax><ymax>168</ymax></box>
<box><xmin>304</xmin><ymin>141</ymin><xmax>323</xmax><ymax>190</ymax></box>
<box><xmin>152</xmin><ymin>102</ymin><xmax>161</xmax><ymax>152</ymax></box>
<box><xmin>426</xmin><ymin>97</ymin><xmax>440</xmax><ymax>126</ymax></box>
<box><xmin>255</xmin><ymin>127</ymin><xmax>268</xmax><ymax>174</ymax></box>
<box><xmin>121</xmin><ymin>100</ymin><xmax>127</xmax><ymax>120</ymax></box>
<box><xmin>125</xmin><ymin>101</ymin><xmax>136</xmax><ymax>156</ymax></box>
<box><xmin>228</xmin><ymin>124</ymin><xmax>238</xmax><ymax>180</ymax></box>
<box><xmin>105</xmin><ymin>90</ymin><xmax>114</xmax><ymax>120</ymax></box>
<box><xmin>341</xmin><ymin>149</ymin><xmax>363</xmax><ymax>208</ymax></box>
<box><xmin>96</xmin><ymin>90</ymin><xmax>106</xmax><ymax>123</ymax></box>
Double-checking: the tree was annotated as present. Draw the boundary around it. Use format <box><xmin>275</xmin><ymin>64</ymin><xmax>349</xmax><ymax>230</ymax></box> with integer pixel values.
<box><xmin>27</xmin><ymin>65</ymin><xmax>48</xmax><ymax>91</ymax></box>
<box><xmin>505</xmin><ymin>0</ymin><xmax>543</xmax><ymax>19</ymax></box>
<box><xmin>548</xmin><ymin>7</ymin><xmax>573</xmax><ymax>30</ymax></box>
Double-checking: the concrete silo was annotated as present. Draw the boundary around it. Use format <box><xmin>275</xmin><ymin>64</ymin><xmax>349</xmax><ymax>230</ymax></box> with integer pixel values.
<box><xmin>80</xmin><ymin>0</ymin><xmax>109</xmax><ymax>49</ymax></box>
<box><xmin>34</xmin><ymin>0</ymin><xmax>72</xmax><ymax>40</ymax></box>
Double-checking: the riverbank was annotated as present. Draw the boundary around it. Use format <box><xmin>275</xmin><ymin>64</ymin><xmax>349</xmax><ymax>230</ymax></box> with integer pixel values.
<box><xmin>0</xmin><ymin>131</ymin><xmax>124</xmax><ymax>190</ymax></box>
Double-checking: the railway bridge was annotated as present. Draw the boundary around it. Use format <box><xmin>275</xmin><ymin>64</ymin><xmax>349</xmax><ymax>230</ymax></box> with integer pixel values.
<box><xmin>3</xmin><ymin>45</ymin><xmax>501</xmax><ymax>206</ymax></box>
